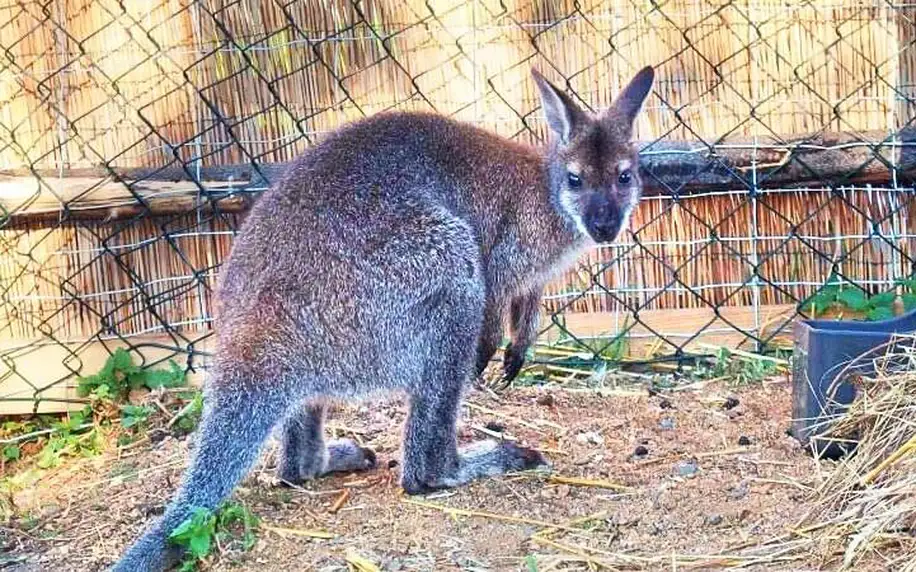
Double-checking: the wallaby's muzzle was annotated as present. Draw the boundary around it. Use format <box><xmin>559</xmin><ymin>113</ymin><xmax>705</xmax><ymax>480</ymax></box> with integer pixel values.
<box><xmin>583</xmin><ymin>193</ymin><xmax>627</xmax><ymax>243</ymax></box>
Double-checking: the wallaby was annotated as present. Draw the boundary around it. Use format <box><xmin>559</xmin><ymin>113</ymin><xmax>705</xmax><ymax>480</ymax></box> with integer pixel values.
<box><xmin>112</xmin><ymin>66</ymin><xmax>654</xmax><ymax>571</ymax></box>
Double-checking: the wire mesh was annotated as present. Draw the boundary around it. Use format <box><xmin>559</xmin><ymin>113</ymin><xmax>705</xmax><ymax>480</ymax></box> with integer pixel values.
<box><xmin>1</xmin><ymin>0</ymin><xmax>915</xmax><ymax>413</ymax></box>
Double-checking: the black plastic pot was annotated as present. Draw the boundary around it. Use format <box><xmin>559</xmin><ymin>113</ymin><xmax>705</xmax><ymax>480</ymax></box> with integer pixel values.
<box><xmin>791</xmin><ymin>310</ymin><xmax>916</xmax><ymax>459</ymax></box>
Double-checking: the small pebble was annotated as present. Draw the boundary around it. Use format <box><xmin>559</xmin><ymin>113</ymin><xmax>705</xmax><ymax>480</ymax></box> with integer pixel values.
<box><xmin>659</xmin><ymin>417</ymin><xmax>675</xmax><ymax>430</ymax></box>
<box><xmin>148</xmin><ymin>428</ymin><xmax>168</xmax><ymax>444</ymax></box>
<box><xmin>723</xmin><ymin>396</ymin><xmax>740</xmax><ymax>410</ymax></box>
<box><xmin>738</xmin><ymin>435</ymin><xmax>752</xmax><ymax>446</ymax></box>
<box><xmin>634</xmin><ymin>445</ymin><xmax>649</xmax><ymax>458</ymax></box>
<box><xmin>536</xmin><ymin>393</ymin><xmax>555</xmax><ymax>407</ymax></box>
<box><xmin>705</xmin><ymin>514</ymin><xmax>723</xmax><ymax>526</ymax></box>
<box><xmin>728</xmin><ymin>480</ymin><xmax>750</xmax><ymax>500</ymax></box>
<box><xmin>576</xmin><ymin>431</ymin><xmax>605</xmax><ymax>446</ymax></box>
<box><xmin>484</xmin><ymin>421</ymin><xmax>505</xmax><ymax>433</ymax></box>
<box><xmin>675</xmin><ymin>459</ymin><xmax>699</xmax><ymax>477</ymax></box>
<box><xmin>659</xmin><ymin>398</ymin><xmax>673</xmax><ymax>409</ymax></box>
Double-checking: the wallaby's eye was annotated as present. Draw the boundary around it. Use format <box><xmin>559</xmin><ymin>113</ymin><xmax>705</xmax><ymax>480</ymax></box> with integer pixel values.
<box><xmin>618</xmin><ymin>170</ymin><xmax>633</xmax><ymax>186</ymax></box>
<box><xmin>567</xmin><ymin>172</ymin><xmax>582</xmax><ymax>188</ymax></box>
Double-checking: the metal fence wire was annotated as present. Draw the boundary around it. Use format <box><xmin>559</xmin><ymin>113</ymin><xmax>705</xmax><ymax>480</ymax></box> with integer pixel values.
<box><xmin>2</xmin><ymin>0</ymin><xmax>916</xmax><ymax>413</ymax></box>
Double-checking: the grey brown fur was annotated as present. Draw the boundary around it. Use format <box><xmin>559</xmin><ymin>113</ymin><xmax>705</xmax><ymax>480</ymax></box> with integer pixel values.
<box><xmin>112</xmin><ymin>66</ymin><xmax>654</xmax><ymax>571</ymax></box>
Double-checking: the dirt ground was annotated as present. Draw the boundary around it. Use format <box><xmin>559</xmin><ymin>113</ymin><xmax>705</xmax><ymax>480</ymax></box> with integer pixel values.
<box><xmin>1</xmin><ymin>377</ymin><xmax>827</xmax><ymax>572</ymax></box>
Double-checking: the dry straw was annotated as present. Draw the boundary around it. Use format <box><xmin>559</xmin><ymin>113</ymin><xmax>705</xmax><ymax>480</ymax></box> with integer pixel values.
<box><xmin>788</xmin><ymin>334</ymin><xmax>916</xmax><ymax>570</ymax></box>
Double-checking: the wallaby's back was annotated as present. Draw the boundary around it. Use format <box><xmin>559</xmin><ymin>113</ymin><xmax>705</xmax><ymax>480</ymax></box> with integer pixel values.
<box><xmin>218</xmin><ymin>111</ymin><xmax>559</xmax><ymax>325</ymax></box>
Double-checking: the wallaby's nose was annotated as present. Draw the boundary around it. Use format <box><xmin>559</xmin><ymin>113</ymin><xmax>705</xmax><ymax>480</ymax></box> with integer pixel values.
<box><xmin>591</xmin><ymin>217</ymin><xmax>620</xmax><ymax>242</ymax></box>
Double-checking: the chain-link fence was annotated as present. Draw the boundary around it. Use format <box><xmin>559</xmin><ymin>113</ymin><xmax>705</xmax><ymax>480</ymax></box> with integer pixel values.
<box><xmin>2</xmin><ymin>0</ymin><xmax>915</xmax><ymax>413</ymax></box>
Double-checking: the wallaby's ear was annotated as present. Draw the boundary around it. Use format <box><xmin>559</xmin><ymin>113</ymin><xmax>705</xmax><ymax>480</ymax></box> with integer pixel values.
<box><xmin>609</xmin><ymin>66</ymin><xmax>655</xmax><ymax>124</ymax></box>
<box><xmin>532</xmin><ymin>68</ymin><xmax>586</xmax><ymax>144</ymax></box>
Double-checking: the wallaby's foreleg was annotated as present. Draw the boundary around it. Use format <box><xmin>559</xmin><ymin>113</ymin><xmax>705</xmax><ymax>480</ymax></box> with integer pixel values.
<box><xmin>498</xmin><ymin>287</ymin><xmax>543</xmax><ymax>388</ymax></box>
<box><xmin>401</xmin><ymin>286</ymin><xmax>546</xmax><ymax>494</ymax></box>
<box><xmin>112</xmin><ymin>383</ymin><xmax>288</xmax><ymax>572</ymax></box>
<box><xmin>278</xmin><ymin>402</ymin><xmax>376</xmax><ymax>484</ymax></box>
<box><xmin>474</xmin><ymin>299</ymin><xmax>505</xmax><ymax>379</ymax></box>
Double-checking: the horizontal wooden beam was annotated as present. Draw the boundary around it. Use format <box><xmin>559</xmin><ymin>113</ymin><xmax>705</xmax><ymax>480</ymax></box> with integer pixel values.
<box><xmin>2</xmin><ymin>128</ymin><xmax>914</xmax><ymax>223</ymax></box>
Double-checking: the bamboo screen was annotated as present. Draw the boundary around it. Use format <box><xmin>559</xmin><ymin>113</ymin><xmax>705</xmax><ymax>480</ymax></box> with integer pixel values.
<box><xmin>1</xmin><ymin>0</ymin><xmax>915</xmax><ymax>412</ymax></box>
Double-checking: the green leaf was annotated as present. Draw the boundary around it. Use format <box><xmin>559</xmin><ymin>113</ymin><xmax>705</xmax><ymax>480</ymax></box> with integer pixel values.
<box><xmin>867</xmin><ymin>306</ymin><xmax>895</xmax><ymax>321</ymax></box>
<box><xmin>895</xmin><ymin>277</ymin><xmax>916</xmax><ymax>292</ymax></box>
<box><xmin>169</xmin><ymin>520</ymin><xmax>195</xmax><ymax>541</ymax></box>
<box><xmin>820</xmin><ymin>285</ymin><xmax>841</xmax><ymax>297</ymax></box>
<box><xmin>3</xmin><ymin>444</ymin><xmax>20</xmax><ymax>461</ymax></box>
<box><xmin>868</xmin><ymin>291</ymin><xmax>897</xmax><ymax>309</ymax></box>
<box><xmin>120</xmin><ymin>405</ymin><xmax>151</xmax><ymax>429</ymax></box>
<box><xmin>37</xmin><ymin>442</ymin><xmax>62</xmax><ymax>469</ymax></box>
<box><xmin>188</xmin><ymin>532</ymin><xmax>212</xmax><ymax>559</ymax></box>
<box><xmin>109</xmin><ymin>348</ymin><xmax>138</xmax><ymax>374</ymax></box>
<box><xmin>169</xmin><ymin>508</ymin><xmax>216</xmax><ymax>560</ymax></box>
<box><xmin>902</xmin><ymin>293</ymin><xmax>916</xmax><ymax>312</ymax></box>
<box><xmin>126</xmin><ymin>371</ymin><xmax>148</xmax><ymax>390</ymax></box>
<box><xmin>141</xmin><ymin>361</ymin><xmax>186</xmax><ymax>390</ymax></box>
<box><xmin>837</xmin><ymin>288</ymin><xmax>869</xmax><ymax>311</ymax></box>
<box><xmin>804</xmin><ymin>291</ymin><xmax>836</xmax><ymax>315</ymax></box>
<box><xmin>525</xmin><ymin>554</ymin><xmax>539</xmax><ymax>572</ymax></box>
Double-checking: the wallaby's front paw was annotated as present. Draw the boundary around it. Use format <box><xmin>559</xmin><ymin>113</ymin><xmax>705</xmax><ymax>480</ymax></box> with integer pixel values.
<box><xmin>497</xmin><ymin>343</ymin><xmax>527</xmax><ymax>389</ymax></box>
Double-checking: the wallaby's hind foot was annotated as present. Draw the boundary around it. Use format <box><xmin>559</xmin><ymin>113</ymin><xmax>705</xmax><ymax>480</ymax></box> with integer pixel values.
<box><xmin>277</xmin><ymin>403</ymin><xmax>377</xmax><ymax>485</ymax></box>
<box><xmin>402</xmin><ymin>440</ymin><xmax>548</xmax><ymax>495</ymax></box>
<box><xmin>327</xmin><ymin>439</ymin><xmax>377</xmax><ymax>472</ymax></box>
<box><xmin>400</xmin><ymin>278</ymin><xmax>549</xmax><ymax>496</ymax></box>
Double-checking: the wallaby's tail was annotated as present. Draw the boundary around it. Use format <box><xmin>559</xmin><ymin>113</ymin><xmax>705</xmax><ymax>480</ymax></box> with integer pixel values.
<box><xmin>111</xmin><ymin>382</ymin><xmax>287</xmax><ymax>572</ymax></box>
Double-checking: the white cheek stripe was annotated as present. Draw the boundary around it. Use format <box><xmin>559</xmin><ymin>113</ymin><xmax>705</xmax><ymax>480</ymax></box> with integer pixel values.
<box><xmin>616</xmin><ymin>191</ymin><xmax>640</xmax><ymax>240</ymax></box>
<box><xmin>560</xmin><ymin>191</ymin><xmax>590</xmax><ymax>238</ymax></box>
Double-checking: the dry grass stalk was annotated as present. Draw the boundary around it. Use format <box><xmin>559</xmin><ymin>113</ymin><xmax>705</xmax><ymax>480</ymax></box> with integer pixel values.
<box><xmin>786</xmin><ymin>334</ymin><xmax>916</xmax><ymax>569</ymax></box>
<box><xmin>261</xmin><ymin>524</ymin><xmax>335</xmax><ymax>539</ymax></box>
<box><xmin>329</xmin><ymin>489</ymin><xmax>350</xmax><ymax>514</ymax></box>
<box><xmin>546</xmin><ymin>475</ymin><xmax>633</xmax><ymax>492</ymax></box>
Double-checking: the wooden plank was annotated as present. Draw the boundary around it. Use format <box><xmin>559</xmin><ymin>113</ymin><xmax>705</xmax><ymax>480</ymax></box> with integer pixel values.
<box><xmin>0</xmin><ymin>176</ymin><xmax>253</xmax><ymax>222</ymax></box>
<box><xmin>541</xmin><ymin>304</ymin><xmax>798</xmax><ymax>357</ymax></box>
<box><xmin>0</xmin><ymin>304</ymin><xmax>800</xmax><ymax>415</ymax></box>
<box><xmin>1</xmin><ymin>128</ymin><xmax>914</xmax><ymax>223</ymax></box>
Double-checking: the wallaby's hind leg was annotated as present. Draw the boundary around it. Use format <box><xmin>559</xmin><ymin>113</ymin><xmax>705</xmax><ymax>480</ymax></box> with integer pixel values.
<box><xmin>112</xmin><ymin>384</ymin><xmax>286</xmax><ymax>572</ymax></box>
<box><xmin>278</xmin><ymin>402</ymin><xmax>376</xmax><ymax>484</ymax></box>
<box><xmin>401</xmin><ymin>285</ymin><xmax>547</xmax><ymax>495</ymax></box>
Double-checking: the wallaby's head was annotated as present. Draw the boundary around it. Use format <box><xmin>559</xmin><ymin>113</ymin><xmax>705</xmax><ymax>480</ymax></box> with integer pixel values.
<box><xmin>533</xmin><ymin>66</ymin><xmax>655</xmax><ymax>243</ymax></box>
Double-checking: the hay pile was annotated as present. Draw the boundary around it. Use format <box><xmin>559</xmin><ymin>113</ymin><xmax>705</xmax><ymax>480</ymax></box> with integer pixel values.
<box><xmin>794</xmin><ymin>334</ymin><xmax>916</xmax><ymax>571</ymax></box>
